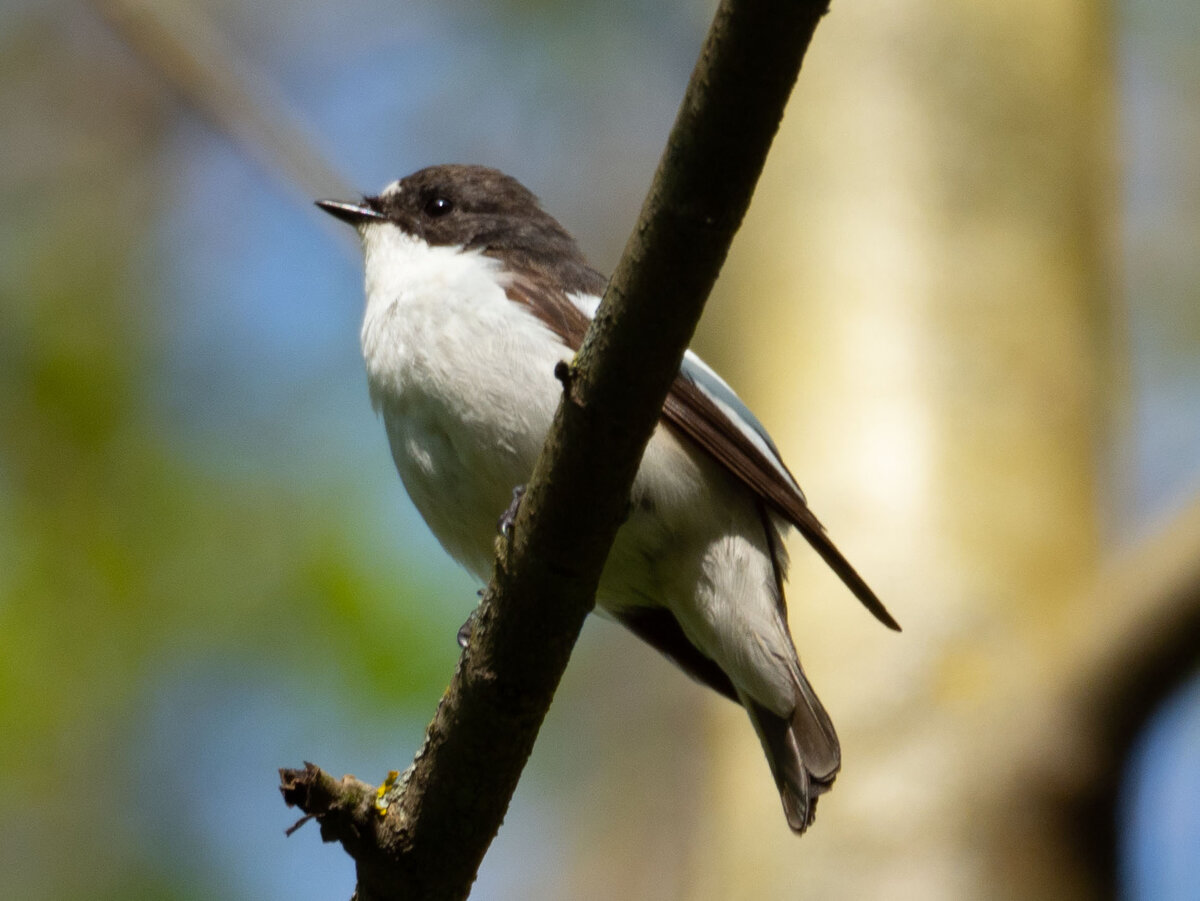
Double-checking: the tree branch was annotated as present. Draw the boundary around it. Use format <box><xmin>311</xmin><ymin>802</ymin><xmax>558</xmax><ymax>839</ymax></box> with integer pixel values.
<box><xmin>89</xmin><ymin>0</ymin><xmax>353</xmax><ymax>203</ymax></box>
<box><xmin>281</xmin><ymin>0</ymin><xmax>832</xmax><ymax>897</ymax></box>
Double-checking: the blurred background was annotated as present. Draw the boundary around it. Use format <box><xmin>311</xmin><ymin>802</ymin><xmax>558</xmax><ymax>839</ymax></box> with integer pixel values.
<box><xmin>2</xmin><ymin>0</ymin><xmax>1198</xmax><ymax>898</ymax></box>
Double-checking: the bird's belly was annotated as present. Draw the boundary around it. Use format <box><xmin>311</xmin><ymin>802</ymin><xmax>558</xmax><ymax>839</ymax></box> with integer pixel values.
<box><xmin>373</xmin><ymin>337</ymin><xmax>567</xmax><ymax>581</ymax></box>
<box><xmin>378</xmin><ymin>384</ymin><xmax>537</xmax><ymax>581</ymax></box>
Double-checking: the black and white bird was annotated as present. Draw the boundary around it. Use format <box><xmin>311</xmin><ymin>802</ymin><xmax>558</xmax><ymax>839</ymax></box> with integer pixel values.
<box><xmin>317</xmin><ymin>164</ymin><xmax>899</xmax><ymax>834</ymax></box>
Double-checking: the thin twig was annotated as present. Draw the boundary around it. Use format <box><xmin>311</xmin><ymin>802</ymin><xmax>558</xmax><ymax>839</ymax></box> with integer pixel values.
<box><xmin>89</xmin><ymin>0</ymin><xmax>353</xmax><ymax>202</ymax></box>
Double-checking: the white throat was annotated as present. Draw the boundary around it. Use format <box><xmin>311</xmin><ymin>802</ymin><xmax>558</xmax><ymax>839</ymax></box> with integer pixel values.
<box><xmin>357</xmin><ymin>224</ymin><xmax>514</xmax><ymax>404</ymax></box>
<box><xmin>360</xmin><ymin>226</ymin><xmax>502</xmax><ymax>333</ymax></box>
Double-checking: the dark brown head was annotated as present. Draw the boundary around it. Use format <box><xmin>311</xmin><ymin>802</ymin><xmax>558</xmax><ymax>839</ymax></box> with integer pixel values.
<box><xmin>317</xmin><ymin>165</ymin><xmax>604</xmax><ymax>294</ymax></box>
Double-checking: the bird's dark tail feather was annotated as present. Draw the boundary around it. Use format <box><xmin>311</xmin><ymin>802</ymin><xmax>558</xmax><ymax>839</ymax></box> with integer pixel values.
<box><xmin>741</xmin><ymin>671</ymin><xmax>841</xmax><ymax>834</ymax></box>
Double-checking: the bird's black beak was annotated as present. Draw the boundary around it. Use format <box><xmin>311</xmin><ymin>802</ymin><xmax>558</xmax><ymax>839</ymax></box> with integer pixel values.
<box><xmin>315</xmin><ymin>199</ymin><xmax>387</xmax><ymax>226</ymax></box>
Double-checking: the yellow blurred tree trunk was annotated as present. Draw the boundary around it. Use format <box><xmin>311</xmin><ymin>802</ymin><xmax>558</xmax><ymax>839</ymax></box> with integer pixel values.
<box><xmin>683</xmin><ymin>2</ymin><xmax>1116</xmax><ymax>898</ymax></box>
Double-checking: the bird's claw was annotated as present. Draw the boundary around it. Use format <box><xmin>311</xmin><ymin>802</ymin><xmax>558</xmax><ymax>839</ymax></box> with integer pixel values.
<box><xmin>497</xmin><ymin>484</ymin><xmax>526</xmax><ymax>538</ymax></box>
<box><xmin>457</xmin><ymin>607</ymin><xmax>478</xmax><ymax>649</ymax></box>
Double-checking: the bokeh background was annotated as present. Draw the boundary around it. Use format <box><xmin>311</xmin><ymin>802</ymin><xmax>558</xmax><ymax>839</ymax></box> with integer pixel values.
<box><xmin>2</xmin><ymin>0</ymin><xmax>1198</xmax><ymax>898</ymax></box>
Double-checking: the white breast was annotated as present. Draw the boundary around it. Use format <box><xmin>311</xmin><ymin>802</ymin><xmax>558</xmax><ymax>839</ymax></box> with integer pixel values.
<box><xmin>358</xmin><ymin>224</ymin><xmax>568</xmax><ymax>579</ymax></box>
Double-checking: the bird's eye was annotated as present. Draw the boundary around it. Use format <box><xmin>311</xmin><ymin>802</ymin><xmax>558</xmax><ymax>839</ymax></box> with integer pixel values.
<box><xmin>423</xmin><ymin>195</ymin><xmax>454</xmax><ymax>217</ymax></box>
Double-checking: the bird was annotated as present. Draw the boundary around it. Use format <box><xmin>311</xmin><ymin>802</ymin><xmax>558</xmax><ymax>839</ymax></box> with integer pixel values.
<box><xmin>317</xmin><ymin>164</ymin><xmax>899</xmax><ymax>834</ymax></box>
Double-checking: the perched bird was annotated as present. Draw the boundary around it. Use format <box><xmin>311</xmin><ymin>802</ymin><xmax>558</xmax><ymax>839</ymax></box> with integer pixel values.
<box><xmin>317</xmin><ymin>164</ymin><xmax>899</xmax><ymax>833</ymax></box>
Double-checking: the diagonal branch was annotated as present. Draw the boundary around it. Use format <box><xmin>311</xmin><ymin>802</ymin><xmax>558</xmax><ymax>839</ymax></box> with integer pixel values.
<box><xmin>89</xmin><ymin>0</ymin><xmax>353</xmax><ymax>203</ymax></box>
<box><xmin>281</xmin><ymin>1</ymin><xmax>833</xmax><ymax>897</ymax></box>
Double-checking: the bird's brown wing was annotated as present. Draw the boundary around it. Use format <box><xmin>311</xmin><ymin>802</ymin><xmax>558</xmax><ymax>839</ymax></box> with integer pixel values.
<box><xmin>500</xmin><ymin>267</ymin><xmax>899</xmax><ymax>631</ymax></box>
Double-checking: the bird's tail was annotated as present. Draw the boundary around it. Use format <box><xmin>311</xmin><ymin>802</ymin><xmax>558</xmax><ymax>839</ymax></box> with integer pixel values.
<box><xmin>740</xmin><ymin>669</ymin><xmax>841</xmax><ymax>834</ymax></box>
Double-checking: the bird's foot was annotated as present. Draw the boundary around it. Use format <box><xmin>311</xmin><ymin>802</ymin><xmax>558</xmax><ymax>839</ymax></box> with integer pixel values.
<box><xmin>497</xmin><ymin>484</ymin><xmax>526</xmax><ymax>539</ymax></box>
<box><xmin>457</xmin><ymin>590</ymin><xmax>486</xmax><ymax>649</ymax></box>
<box><xmin>457</xmin><ymin>607</ymin><xmax>478</xmax><ymax>649</ymax></box>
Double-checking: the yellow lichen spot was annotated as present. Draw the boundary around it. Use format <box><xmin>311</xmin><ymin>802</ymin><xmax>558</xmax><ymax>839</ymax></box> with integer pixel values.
<box><xmin>375</xmin><ymin>770</ymin><xmax>400</xmax><ymax>816</ymax></box>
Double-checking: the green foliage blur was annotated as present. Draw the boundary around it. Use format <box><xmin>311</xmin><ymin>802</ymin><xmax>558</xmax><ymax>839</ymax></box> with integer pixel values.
<box><xmin>0</xmin><ymin>13</ymin><xmax>460</xmax><ymax>899</ymax></box>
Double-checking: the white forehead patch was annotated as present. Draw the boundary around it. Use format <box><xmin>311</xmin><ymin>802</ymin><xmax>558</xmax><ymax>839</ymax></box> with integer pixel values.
<box><xmin>381</xmin><ymin>180</ymin><xmax>403</xmax><ymax>198</ymax></box>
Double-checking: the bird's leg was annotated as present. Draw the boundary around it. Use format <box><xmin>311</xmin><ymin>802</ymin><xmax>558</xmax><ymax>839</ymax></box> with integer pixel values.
<box><xmin>468</xmin><ymin>485</ymin><xmax>526</xmax><ymax>648</ymax></box>
<box><xmin>497</xmin><ymin>484</ymin><xmax>526</xmax><ymax>539</ymax></box>
<box><xmin>457</xmin><ymin>589</ymin><xmax>485</xmax><ymax>649</ymax></box>
<box><xmin>457</xmin><ymin>608</ymin><xmax>477</xmax><ymax>649</ymax></box>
